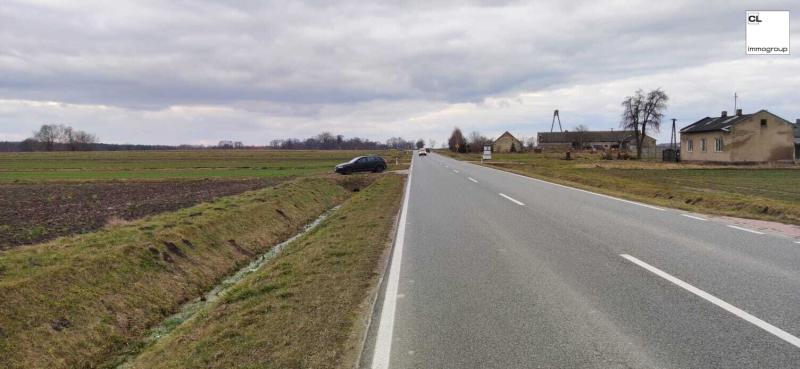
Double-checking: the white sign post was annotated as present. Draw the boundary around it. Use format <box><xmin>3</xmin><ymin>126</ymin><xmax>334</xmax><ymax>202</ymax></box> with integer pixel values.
<box><xmin>482</xmin><ymin>145</ymin><xmax>492</xmax><ymax>162</ymax></box>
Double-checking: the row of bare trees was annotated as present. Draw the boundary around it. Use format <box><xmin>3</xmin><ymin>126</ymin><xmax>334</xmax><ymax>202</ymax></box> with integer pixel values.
<box><xmin>268</xmin><ymin>132</ymin><xmax>427</xmax><ymax>150</ymax></box>
<box><xmin>21</xmin><ymin>124</ymin><xmax>99</xmax><ymax>151</ymax></box>
<box><xmin>447</xmin><ymin>128</ymin><xmax>491</xmax><ymax>153</ymax></box>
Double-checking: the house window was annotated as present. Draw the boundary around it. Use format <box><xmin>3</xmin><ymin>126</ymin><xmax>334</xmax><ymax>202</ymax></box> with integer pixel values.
<box><xmin>700</xmin><ymin>138</ymin><xmax>706</xmax><ymax>152</ymax></box>
<box><xmin>761</xmin><ymin>119</ymin><xmax>767</xmax><ymax>127</ymax></box>
<box><xmin>715</xmin><ymin>137</ymin><xmax>723</xmax><ymax>152</ymax></box>
<box><xmin>687</xmin><ymin>139</ymin><xmax>693</xmax><ymax>152</ymax></box>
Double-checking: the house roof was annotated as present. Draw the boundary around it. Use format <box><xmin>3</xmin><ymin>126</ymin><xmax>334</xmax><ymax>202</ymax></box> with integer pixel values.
<box><xmin>495</xmin><ymin>131</ymin><xmax>520</xmax><ymax>142</ymax></box>
<box><xmin>680</xmin><ymin>110</ymin><xmax>793</xmax><ymax>134</ymax></box>
<box><xmin>680</xmin><ymin>113</ymin><xmax>754</xmax><ymax>133</ymax></box>
<box><xmin>537</xmin><ymin>130</ymin><xmax>645</xmax><ymax>143</ymax></box>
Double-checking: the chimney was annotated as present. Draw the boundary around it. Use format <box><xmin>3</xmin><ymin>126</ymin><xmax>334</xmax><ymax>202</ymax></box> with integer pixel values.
<box><xmin>721</xmin><ymin>110</ymin><xmax>728</xmax><ymax>117</ymax></box>
<box><xmin>736</xmin><ymin>109</ymin><xmax>742</xmax><ymax>116</ymax></box>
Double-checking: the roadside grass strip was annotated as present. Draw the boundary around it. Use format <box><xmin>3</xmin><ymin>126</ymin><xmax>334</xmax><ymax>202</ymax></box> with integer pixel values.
<box><xmin>0</xmin><ymin>177</ymin><xmax>359</xmax><ymax>369</ymax></box>
<box><xmin>127</xmin><ymin>174</ymin><xmax>405</xmax><ymax>369</ymax></box>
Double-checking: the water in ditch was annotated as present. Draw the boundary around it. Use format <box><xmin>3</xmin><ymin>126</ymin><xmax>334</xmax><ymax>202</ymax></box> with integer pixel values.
<box><xmin>115</xmin><ymin>206</ymin><xmax>340</xmax><ymax>368</ymax></box>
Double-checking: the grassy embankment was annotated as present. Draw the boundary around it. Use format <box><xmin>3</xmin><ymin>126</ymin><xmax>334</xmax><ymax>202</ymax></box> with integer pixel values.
<box><xmin>440</xmin><ymin>151</ymin><xmax>800</xmax><ymax>225</ymax></box>
<box><xmin>127</xmin><ymin>174</ymin><xmax>405</xmax><ymax>369</ymax></box>
<box><xmin>0</xmin><ymin>149</ymin><xmax>411</xmax><ymax>182</ymax></box>
<box><xmin>0</xmin><ymin>175</ymin><xmax>371</xmax><ymax>369</ymax></box>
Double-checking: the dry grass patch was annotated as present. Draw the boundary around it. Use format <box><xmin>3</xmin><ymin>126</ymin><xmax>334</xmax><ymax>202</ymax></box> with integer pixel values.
<box><xmin>0</xmin><ymin>176</ymin><xmax>368</xmax><ymax>369</ymax></box>
<box><xmin>127</xmin><ymin>174</ymin><xmax>405</xmax><ymax>369</ymax></box>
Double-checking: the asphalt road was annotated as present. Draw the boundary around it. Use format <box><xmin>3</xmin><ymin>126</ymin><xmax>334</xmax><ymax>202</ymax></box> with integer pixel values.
<box><xmin>363</xmin><ymin>152</ymin><xmax>800</xmax><ymax>369</ymax></box>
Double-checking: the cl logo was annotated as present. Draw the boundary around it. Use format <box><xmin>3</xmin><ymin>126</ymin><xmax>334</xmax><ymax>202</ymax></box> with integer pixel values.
<box><xmin>748</xmin><ymin>14</ymin><xmax>762</xmax><ymax>23</ymax></box>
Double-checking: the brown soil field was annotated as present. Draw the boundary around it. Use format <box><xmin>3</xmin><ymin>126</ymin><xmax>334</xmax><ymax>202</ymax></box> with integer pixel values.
<box><xmin>0</xmin><ymin>178</ymin><xmax>286</xmax><ymax>249</ymax></box>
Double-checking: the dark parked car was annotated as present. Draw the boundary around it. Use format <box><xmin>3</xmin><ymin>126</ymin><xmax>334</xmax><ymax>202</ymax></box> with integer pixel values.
<box><xmin>334</xmin><ymin>156</ymin><xmax>386</xmax><ymax>174</ymax></box>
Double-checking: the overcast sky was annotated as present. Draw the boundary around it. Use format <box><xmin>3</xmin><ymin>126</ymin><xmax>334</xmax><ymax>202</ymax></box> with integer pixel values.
<box><xmin>0</xmin><ymin>0</ymin><xmax>797</xmax><ymax>146</ymax></box>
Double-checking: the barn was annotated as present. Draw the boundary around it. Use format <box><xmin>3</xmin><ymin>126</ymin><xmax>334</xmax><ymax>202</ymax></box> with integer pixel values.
<box><xmin>492</xmin><ymin>131</ymin><xmax>522</xmax><ymax>153</ymax></box>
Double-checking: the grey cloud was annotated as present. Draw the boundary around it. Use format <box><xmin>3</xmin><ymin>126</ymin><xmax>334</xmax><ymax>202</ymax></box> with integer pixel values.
<box><xmin>0</xmin><ymin>0</ymin><xmax>797</xmax><ymax>144</ymax></box>
<box><xmin>2</xmin><ymin>0</ymin><xmax>787</xmax><ymax>109</ymax></box>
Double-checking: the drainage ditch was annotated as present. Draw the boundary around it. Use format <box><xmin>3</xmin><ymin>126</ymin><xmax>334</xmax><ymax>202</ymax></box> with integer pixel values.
<box><xmin>114</xmin><ymin>205</ymin><xmax>340</xmax><ymax>368</ymax></box>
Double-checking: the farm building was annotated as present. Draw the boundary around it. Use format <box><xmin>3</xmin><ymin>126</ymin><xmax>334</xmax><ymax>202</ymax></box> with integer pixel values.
<box><xmin>537</xmin><ymin>130</ymin><xmax>656</xmax><ymax>152</ymax></box>
<box><xmin>680</xmin><ymin>110</ymin><xmax>796</xmax><ymax>163</ymax></box>
<box><xmin>492</xmin><ymin>131</ymin><xmax>522</xmax><ymax>152</ymax></box>
<box><xmin>795</xmin><ymin>120</ymin><xmax>799</xmax><ymax>159</ymax></box>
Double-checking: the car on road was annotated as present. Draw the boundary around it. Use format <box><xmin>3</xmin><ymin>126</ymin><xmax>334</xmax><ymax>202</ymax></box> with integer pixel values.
<box><xmin>418</xmin><ymin>149</ymin><xmax>427</xmax><ymax>156</ymax></box>
<box><xmin>334</xmin><ymin>156</ymin><xmax>386</xmax><ymax>174</ymax></box>
<box><xmin>425</xmin><ymin>148</ymin><xmax>431</xmax><ymax>153</ymax></box>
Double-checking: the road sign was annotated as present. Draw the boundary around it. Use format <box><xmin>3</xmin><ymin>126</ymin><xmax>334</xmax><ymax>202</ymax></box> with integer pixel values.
<box><xmin>482</xmin><ymin>145</ymin><xmax>492</xmax><ymax>161</ymax></box>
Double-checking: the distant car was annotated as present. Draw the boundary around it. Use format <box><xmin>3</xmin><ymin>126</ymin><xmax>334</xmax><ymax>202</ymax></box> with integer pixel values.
<box><xmin>334</xmin><ymin>156</ymin><xmax>386</xmax><ymax>174</ymax></box>
<box><xmin>418</xmin><ymin>149</ymin><xmax>427</xmax><ymax>156</ymax></box>
<box><xmin>425</xmin><ymin>148</ymin><xmax>431</xmax><ymax>153</ymax></box>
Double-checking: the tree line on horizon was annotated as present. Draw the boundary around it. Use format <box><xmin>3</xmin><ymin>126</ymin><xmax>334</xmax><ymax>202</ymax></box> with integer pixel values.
<box><xmin>0</xmin><ymin>127</ymin><xmax>429</xmax><ymax>152</ymax></box>
<box><xmin>268</xmin><ymin>132</ymin><xmax>427</xmax><ymax>150</ymax></box>
<box><xmin>10</xmin><ymin>124</ymin><xmax>99</xmax><ymax>152</ymax></box>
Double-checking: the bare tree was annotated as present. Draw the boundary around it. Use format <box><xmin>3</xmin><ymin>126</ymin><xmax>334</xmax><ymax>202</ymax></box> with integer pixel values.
<box><xmin>525</xmin><ymin>136</ymin><xmax>537</xmax><ymax>149</ymax></box>
<box><xmin>448</xmin><ymin>128</ymin><xmax>467</xmax><ymax>153</ymax></box>
<box><xmin>620</xmin><ymin>88</ymin><xmax>668</xmax><ymax>159</ymax></box>
<box><xmin>572</xmin><ymin>125</ymin><xmax>589</xmax><ymax>149</ymax></box>
<box><xmin>33</xmin><ymin>124</ymin><xmax>65</xmax><ymax>151</ymax></box>
<box><xmin>468</xmin><ymin>131</ymin><xmax>488</xmax><ymax>153</ymax></box>
<box><xmin>428</xmin><ymin>139</ymin><xmax>436</xmax><ymax>150</ymax></box>
<box><xmin>30</xmin><ymin>124</ymin><xmax>97</xmax><ymax>151</ymax></box>
<box><xmin>316</xmin><ymin>132</ymin><xmax>336</xmax><ymax>149</ymax></box>
<box><xmin>71</xmin><ymin>130</ymin><xmax>97</xmax><ymax>150</ymax></box>
<box><xmin>415</xmin><ymin>138</ymin><xmax>425</xmax><ymax>149</ymax></box>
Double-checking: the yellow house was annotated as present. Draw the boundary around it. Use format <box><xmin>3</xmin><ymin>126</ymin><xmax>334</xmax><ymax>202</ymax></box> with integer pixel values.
<box><xmin>680</xmin><ymin>110</ymin><xmax>796</xmax><ymax>163</ymax></box>
<box><xmin>492</xmin><ymin>131</ymin><xmax>522</xmax><ymax>153</ymax></box>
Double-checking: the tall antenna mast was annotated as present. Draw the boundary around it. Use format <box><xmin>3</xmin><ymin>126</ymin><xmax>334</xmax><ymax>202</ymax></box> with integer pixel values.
<box><xmin>550</xmin><ymin>109</ymin><xmax>563</xmax><ymax>133</ymax></box>
<box><xmin>670</xmin><ymin>118</ymin><xmax>677</xmax><ymax>151</ymax></box>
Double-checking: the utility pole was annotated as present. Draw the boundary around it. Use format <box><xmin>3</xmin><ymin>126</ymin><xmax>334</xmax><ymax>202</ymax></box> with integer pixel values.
<box><xmin>550</xmin><ymin>109</ymin><xmax>563</xmax><ymax>133</ymax></box>
<box><xmin>734</xmin><ymin>92</ymin><xmax>738</xmax><ymax>112</ymax></box>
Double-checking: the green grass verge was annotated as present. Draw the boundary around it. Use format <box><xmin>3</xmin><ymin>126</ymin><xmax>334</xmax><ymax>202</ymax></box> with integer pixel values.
<box><xmin>126</xmin><ymin>174</ymin><xmax>405</xmax><ymax>369</ymax></box>
<box><xmin>440</xmin><ymin>151</ymin><xmax>800</xmax><ymax>225</ymax></box>
<box><xmin>0</xmin><ymin>176</ymin><xmax>361</xmax><ymax>369</ymax></box>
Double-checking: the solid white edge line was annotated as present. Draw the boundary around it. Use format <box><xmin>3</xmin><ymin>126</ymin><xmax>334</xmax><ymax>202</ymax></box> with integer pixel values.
<box><xmin>499</xmin><ymin>193</ymin><xmax>525</xmax><ymax>206</ymax></box>
<box><xmin>370</xmin><ymin>156</ymin><xmax>413</xmax><ymax>369</ymax></box>
<box><xmin>468</xmin><ymin>177</ymin><xmax>478</xmax><ymax>183</ymax></box>
<box><xmin>462</xmin><ymin>159</ymin><xmax>665</xmax><ymax>211</ymax></box>
<box><xmin>620</xmin><ymin>254</ymin><xmax>800</xmax><ymax>349</ymax></box>
<box><xmin>681</xmin><ymin>214</ymin><xmax>708</xmax><ymax>221</ymax></box>
<box><xmin>727</xmin><ymin>225</ymin><xmax>765</xmax><ymax>235</ymax></box>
